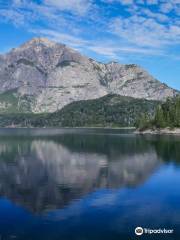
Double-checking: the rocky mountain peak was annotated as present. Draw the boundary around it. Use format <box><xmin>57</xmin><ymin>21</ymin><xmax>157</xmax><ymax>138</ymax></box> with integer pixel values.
<box><xmin>0</xmin><ymin>38</ymin><xmax>179</xmax><ymax>113</ymax></box>
<box><xmin>16</xmin><ymin>37</ymin><xmax>61</xmax><ymax>50</ymax></box>
<box><xmin>4</xmin><ymin>37</ymin><xmax>86</xmax><ymax>75</ymax></box>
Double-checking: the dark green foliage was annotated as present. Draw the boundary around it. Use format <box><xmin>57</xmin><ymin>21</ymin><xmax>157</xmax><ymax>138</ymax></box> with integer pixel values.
<box><xmin>135</xmin><ymin>113</ymin><xmax>152</xmax><ymax>130</ymax></box>
<box><xmin>49</xmin><ymin>95</ymin><xmax>159</xmax><ymax>128</ymax></box>
<box><xmin>137</xmin><ymin>95</ymin><xmax>180</xmax><ymax>130</ymax></box>
<box><xmin>150</xmin><ymin>136</ymin><xmax>180</xmax><ymax>163</ymax></box>
<box><xmin>124</xmin><ymin>64</ymin><xmax>137</xmax><ymax>70</ymax></box>
<box><xmin>0</xmin><ymin>94</ymin><xmax>159</xmax><ymax>128</ymax></box>
<box><xmin>56</xmin><ymin>60</ymin><xmax>76</xmax><ymax>68</ymax></box>
<box><xmin>0</xmin><ymin>113</ymin><xmax>48</xmax><ymax>127</ymax></box>
<box><xmin>17</xmin><ymin>58</ymin><xmax>34</xmax><ymax>67</ymax></box>
<box><xmin>0</xmin><ymin>89</ymin><xmax>34</xmax><ymax>114</ymax></box>
<box><xmin>72</xmin><ymin>84</ymin><xmax>87</xmax><ymax>88</ymax></box>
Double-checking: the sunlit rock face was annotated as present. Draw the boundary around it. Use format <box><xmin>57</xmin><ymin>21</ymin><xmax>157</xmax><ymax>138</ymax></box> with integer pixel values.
<box><xmin>0</xmin><ymin>134</ymin><xmax>161</xmax><ymax>212</ymax></box>
<box><xmin>0</xmin><ymin>38</ymin><xmax>178</xmax><ymax>113</ymax></box>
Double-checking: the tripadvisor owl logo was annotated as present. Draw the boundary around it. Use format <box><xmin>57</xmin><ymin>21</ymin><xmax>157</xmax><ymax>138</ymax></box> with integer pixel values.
<box><xmin>135</xmin><ymin>227</ymin><xmax>143</xmax><ymax>236</ymax></box>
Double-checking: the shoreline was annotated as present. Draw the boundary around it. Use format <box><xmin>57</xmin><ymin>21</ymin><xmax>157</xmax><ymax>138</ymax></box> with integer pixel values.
<box><xmin>1</xmin><ymin>126</ymin><xmax>180</xmax><ymax>135</ymax></box>
<box><xmin>1</xmin><ymin>126</ymin><xmax>136</xmax><ymax>130</ymax></box>
<box><xmin>135</xmin><ymin>128</ymin><xmax>180</xmax><ymax>135</ymax></box>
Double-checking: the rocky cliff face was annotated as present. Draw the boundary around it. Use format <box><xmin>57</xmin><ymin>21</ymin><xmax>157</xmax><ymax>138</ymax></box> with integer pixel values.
<box><xmin>0</xmin><ymin>38</ymin><xmax>178</xmax><ymax>113</ymax></box>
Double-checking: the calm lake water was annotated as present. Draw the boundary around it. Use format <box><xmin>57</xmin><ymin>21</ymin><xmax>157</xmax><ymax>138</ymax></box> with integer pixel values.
<box><xmin>0</xmin><ymin>128</ymin><xmax>180</xmax><ymax>240</ymax></box>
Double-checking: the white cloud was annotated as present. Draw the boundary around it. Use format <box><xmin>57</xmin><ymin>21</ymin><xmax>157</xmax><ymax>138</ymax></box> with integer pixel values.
<box><xmin>0</xmin><ymin>2</ymin><xmax>36</xmax><ymax>27</ymax></box>
<box><xmin>104</xmin><ymin>0</ymin><xmax>180</xmax><ymax>54</ymax></box>
<box><xmin>88</xmin><ymin>45</ymin><xmax>161</xmax><ymax>58</ymax></box>
<box><xmin>160</xmin><ymin>2</ymin><xmax>173</xmax><ymax>13</ymax></box>
<box><xmin>1</xmin><ymin>0</ymin><xmax>180</xmax><ymax>61</ymax></box>
<box><xmin>87</xmin><ymin>46</ymin><xmax>119</xmax><ymax>58</ymax></box>
<box><xmin>142</xmin><ymin>9</ymin><xmax>169</xmax><ymax>22</ymax></box>
<box><xmin>44</xmin><ymin>0</ymin><xmax>92</xmax><ymax>15</ymax></box>
<box><xmin>11</xmin><ymin>0</ymin><xmax>93</xmax><ymax>17</ymax></box>
<box><xmin>0</xmin><ymin>8</ymin><xmax>25</xmax><ymax>26</ymax></box>
<box><xmin>110</xmin><ymin>15</ymin><xmax>180</xmax><ymax>48</ymax></box>
<box><xmin>31</xmin><ymin>27</ymin><xmax>161</xmax><ymax>60</ymax></box>
<box><xmin>104</xmin><ymin>0</ymin><xmax>134</xmax><ymax>4</ymax></box>
<box><xmin>32</xmin><ymin>29</ymin><xmax>89</xmax><ymax>48</ymax></box>
<box><xmin>119</xmin><ymin>0</ymin><xmax>134</xmax><ymax>4</ymax></box>
<box><xmin>12</xmin><ymin>0</ymin><xmax>22</xmax><ymax>4</ymax></box>
<box><xmin>146</xmin><ymin>0</ymin><xmax>158</xmax><ymax>5</ymax></box>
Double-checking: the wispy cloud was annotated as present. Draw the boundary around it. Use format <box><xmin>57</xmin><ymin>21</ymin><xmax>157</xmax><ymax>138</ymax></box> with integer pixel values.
<box><xmin>0</xmin><ymin>8</ymin><xmax>25</xmax><ymax>26</ymax></box>
<box><xmin>32</xmin><ymin>28</ymin><xmax>164</xmax><ymax>61</ymax></box>
<box><xmin>44</xmin><ymin>0</ymin><xmax>93</xmax><ymax>15</ymax></box>
<box><xmin>0</xmin><ymin>0</ymin><xmax>180</xmax><ymax>61</ymax></box>
<box><xmin>106</xmin><ymin>0</ymin><xmax>180</xmax><ymax>54</ymax></box>
<box><xmin>32</xmin><ymin>29</ymin><xmax>89</xmax><ymax>48</ymax></box>
<box><xmin>110</xmin><ymin>15</ymin><xmax>180</xmax><ymax>48</ymax></box>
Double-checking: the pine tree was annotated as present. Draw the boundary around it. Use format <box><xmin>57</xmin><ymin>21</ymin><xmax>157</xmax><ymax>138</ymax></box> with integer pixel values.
<box><xmin>155</xmin><ymin>105</ymin><xmax>165</xmax><ymax>128</ymax></box>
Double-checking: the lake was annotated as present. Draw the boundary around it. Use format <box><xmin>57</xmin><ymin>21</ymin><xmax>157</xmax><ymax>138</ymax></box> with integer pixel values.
<box><xmin>0</xmin><ymin>128</ymin><xmax>179</xmax><ymax>240</ymax></box>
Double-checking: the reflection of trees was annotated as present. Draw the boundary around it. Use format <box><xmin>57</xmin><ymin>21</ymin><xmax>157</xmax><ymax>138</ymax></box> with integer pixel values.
<box><xmin>46</xmin><ymin>133</ymin><xmax>154</xmax><ymax>160</ymax></box>
<box><xmin>0</xmin><ymin>133</ymin><xmax>154</xmax><ymax>162</ymax></box>
<box><xmin>150</xmin><ymin>136</ymin><xmax>180</xmax><ymax>164</ymax></box>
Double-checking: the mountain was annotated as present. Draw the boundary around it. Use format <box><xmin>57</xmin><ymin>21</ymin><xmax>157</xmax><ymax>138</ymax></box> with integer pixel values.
<box><xmin>0</xmin><ymin>37</ymin><xmax>178</xmax><ymax>113</ymax></box>
<box><xmin>0</xmin><ymin>95</ymin><xmax>159</xmax><ymax>127</ymax></box>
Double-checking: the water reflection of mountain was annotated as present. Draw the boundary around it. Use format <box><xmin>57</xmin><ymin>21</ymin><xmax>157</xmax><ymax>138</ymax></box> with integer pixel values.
<box><xmin>0</xmin><ymin>133</ymin><xmax>161</xmax><ymax>212</ymax></box>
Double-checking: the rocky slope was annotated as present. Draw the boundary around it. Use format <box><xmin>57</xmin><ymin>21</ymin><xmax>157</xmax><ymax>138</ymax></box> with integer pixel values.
<box><xmin>0</xmin><ymin>37</ymin><xmax>178</xmax><ymax>113</ymax></box>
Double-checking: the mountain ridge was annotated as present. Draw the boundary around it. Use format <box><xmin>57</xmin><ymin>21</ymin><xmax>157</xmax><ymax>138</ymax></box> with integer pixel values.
<box><xmin>0</xmin><ymin>37</ymin><xmax>178</xmax><ymax>113</ymax></box>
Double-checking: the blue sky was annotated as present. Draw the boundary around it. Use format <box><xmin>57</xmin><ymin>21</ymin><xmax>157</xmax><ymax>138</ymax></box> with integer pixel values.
<box><xmin>0</xmin><ymin>0</ymin><xmax>180</xmax><ymax>90</ymax></box>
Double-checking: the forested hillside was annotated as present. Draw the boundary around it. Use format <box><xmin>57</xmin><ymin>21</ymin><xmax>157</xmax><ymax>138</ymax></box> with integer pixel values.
<box><xmin>137</xmin><ymin>96</ymin><xmax>180</xmax><ymax>130</ymax></box>
<box><xmin>0</xmin><ymin>95</ymin><xmax>159</xmax><ymax>128</ymax></box>
<box><xmin>47</xmin><ymin>95</ymin><xmax>159</xmax><ymax>127</ymax></box>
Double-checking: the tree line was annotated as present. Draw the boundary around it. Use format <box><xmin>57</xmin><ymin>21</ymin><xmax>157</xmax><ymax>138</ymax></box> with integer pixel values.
<box><xmin>137</xmin><ymin>96</ymin><xmax>180</xmax><ymax>130</ymax></box>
